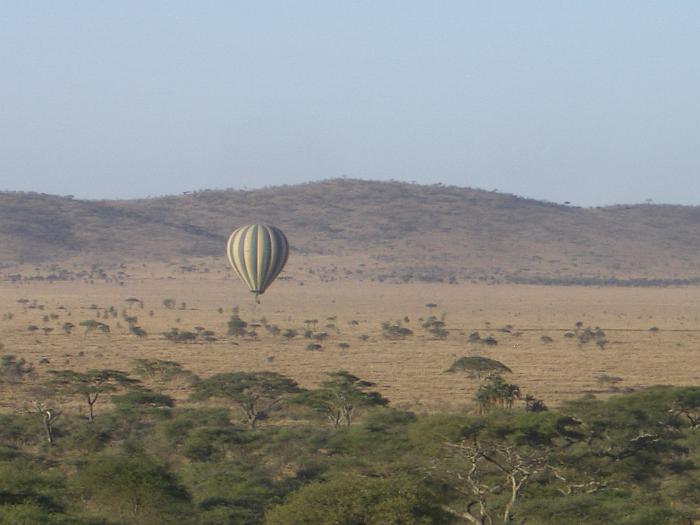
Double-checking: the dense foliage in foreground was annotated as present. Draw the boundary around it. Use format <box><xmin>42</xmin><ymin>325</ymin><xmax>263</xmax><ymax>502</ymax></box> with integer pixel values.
<box><xmin>1</xmin><ymin>374</ymin><xmax>700</xmax><ymax>524</ymax></box>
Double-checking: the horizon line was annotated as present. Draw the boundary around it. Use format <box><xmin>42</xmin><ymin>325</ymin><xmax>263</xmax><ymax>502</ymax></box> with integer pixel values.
<box><xmin>0</xmin><ymin>177</ymin><xmax>690</xmax><ymax>209</ymax></box>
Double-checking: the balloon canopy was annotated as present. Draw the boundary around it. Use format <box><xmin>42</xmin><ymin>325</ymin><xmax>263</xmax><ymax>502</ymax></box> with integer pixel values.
<box><xmin>226</xmin><ymin>224</ymin><xmax>289</xmax><ymax>297</ymax></box>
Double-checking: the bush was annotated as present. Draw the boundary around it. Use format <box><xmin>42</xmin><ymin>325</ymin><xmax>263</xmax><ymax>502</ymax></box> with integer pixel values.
<box><xmin>65</xmin><ymin>424</ymin><xmax>113</xmax><ymax>454</ymax></box>
<box><xmin>0</xmin><ymin>355</ymin><xmax>34</xmax><ymax>383</ymax></box>
<box><xmin>264</xmin><ymin>474</ymin><xmax>450</xmax><ymax>525</ymax></box>
<box><xmin>0</xmin><ymin>503</ymin><xmax>100</xmax><ymax>525</ymax></box>
<box><xmin>0</xmin><ymin>414</ymin><xmax>42</xmax><ymax>448</ymax></box>
<box><xmin>0</xmin><ymin>458</ymin><xmax>75</xmax><ymax>524</ymax></box>
<box><xmin>111</xmin><ymin>389</ymin><xmax>175</xmax><ymax>416</ymax></box>
<box><xmin>162</xmin><ymin>328</ymin><xmax>197</xmax><ymax>343</ymax></box>
<box><xmin>72</xmin><ymin>454</ymin><xmax>192</xmax><ymax>525</ymax></box>
<box><xmin>421</xmin><ymin>316</ymin><xmax>448</xmax><ymax>339</ymax></box>
<box><xmin>227</xmin><ymin>314</ymin><xmax>248</xmax><ymax>337</ymax></box>
<box><xmin>381</xmin><ymin>321</ymin><xmax>413</xmax><ymax>340</ymax></box>
<box><xmin>158</xmin><ymin>408</ymin><xmax>249</xmax><ymax>457</ymax></box>
<box><xmin>519</xmin><ymin>491</ymin><xmax>683</xmax><ymax>525</ymax></box>
<box><xmin>282</xmin><ymin>329</ymin><xmax>297</xmax><ymax>339</ymax></box>
<box><xmin>182</xmin><ymin>461</ymin><xmax>282</xmax><ymax>525</ymax></box>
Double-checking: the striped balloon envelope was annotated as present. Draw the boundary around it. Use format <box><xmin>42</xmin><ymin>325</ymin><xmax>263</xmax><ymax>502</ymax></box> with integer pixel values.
<box><xmin>226</xmin><ymin>224</ymin><xmax>289</xmax><ymax>298</ymax></box>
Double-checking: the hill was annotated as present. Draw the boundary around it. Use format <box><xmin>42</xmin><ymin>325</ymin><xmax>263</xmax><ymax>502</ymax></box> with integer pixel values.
<box><xmin>2</xmin><ymin>179</ymin><xmax>700</xmax><ymax>284</ymax></box>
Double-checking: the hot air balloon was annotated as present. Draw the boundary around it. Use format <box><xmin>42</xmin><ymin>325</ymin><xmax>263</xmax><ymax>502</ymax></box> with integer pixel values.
<box><xmin>226</xmin><ymin>224</ymin><xmax>289</xmax><ymax>299</ymax></box>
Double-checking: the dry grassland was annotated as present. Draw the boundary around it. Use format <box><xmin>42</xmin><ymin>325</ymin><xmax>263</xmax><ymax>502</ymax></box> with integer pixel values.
<box><xmin>2</xmin><ymin>260</ymin><xmax>700</xmax><ymax>413</ymax></box>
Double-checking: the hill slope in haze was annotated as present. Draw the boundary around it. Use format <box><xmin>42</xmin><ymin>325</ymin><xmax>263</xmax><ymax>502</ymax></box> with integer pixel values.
<box><xmin>2</xmin><ymin>179</ymin><xmax>700</xmax><ymax>284</ymax></box>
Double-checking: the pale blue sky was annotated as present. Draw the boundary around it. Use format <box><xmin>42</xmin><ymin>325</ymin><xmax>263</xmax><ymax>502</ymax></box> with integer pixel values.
<box><xmin>1</xmin><ymin>2</ymin><xmax>699</xmax><ymax>206</ymax></box>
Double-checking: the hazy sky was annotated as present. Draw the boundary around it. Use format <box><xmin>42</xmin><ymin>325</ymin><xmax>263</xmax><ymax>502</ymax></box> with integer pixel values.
<box><xmin>1</xmin><ymin>2</ymin><xmax>699</xmax><ymax>206</ymax></box>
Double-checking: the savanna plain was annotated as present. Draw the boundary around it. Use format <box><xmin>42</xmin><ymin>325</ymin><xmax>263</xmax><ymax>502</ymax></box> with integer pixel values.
<box><xmin>3</xmin><ymin>258</ymin><xmax>700</xmax><ymax>411</ymax></box>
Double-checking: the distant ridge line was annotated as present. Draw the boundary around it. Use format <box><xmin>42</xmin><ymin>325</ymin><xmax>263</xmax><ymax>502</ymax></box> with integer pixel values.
<box><xmin>2</xmin><ymin>178</ymin><xmax>700</xmax><ymax>284</ymax></box>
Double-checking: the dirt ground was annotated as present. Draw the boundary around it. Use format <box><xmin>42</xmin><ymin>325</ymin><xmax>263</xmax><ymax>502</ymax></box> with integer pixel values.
<box><xmin>2</xmin><ymin>260</ymin><xmax>700</xmax><ymax>412</ymax></box>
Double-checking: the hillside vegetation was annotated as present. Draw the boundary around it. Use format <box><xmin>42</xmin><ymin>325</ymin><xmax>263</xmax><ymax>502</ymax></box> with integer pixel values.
<box><xmin>3</xmin><ymin>179</ymin><xmax>700</xmax><ymax>284</ymax></box>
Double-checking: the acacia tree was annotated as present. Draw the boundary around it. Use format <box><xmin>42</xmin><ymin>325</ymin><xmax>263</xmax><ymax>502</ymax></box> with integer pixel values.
<box><xmin>79</xmin><ymin>320</ymin><xmax>110</xmax><ymax>337</ymax></box>
<box><xmin>474</xmin><ymin>375</ymin><xmax>521</xmax><ymax>414</ymax></box>
<box><xmin>440</xmin><ymin>438</ymin><xmax>549</xmax><ymax>524</ymax></box>
<box><xmin>131</xmin><ymin>358</ymin><xmax>194</xmax><ymax>387</ymax></box>
<box><xmin>446</xmin><ymin>356</ymin><xmax>512</xmax><ymax>379</ymax></box>
<box><xmin>47</xmin><ymin>369</ymin><xmax>138</xmax><ymax>422</ymax></box>
<box><xmin>191</xmin><ymin>371</ymin><xmax>301</xmax><ymax>429</ymax></box>
<box><xmin>33</xmin><ymin>402</ymin><xmax>61</xmax><ymax>446</ymax></box>
<box><xmin>125</xmin><ymin>297</ymin><xmax>143</xmax><ymax>309</ymax></box>
<box><xmin>431</xmin><ymin>417</ymin><xmax>607</xmax><ymax>525</ymax></box>
<box><xmin>668</xmin><ymin>388</ymin><xmax>700</xmax><ymax>429</ymax></box>
<box><xmin>300</xmin><ymin>371</ymin><xmax>388</xmax><ymax>428</ymax></box>
<box><xmin>23</xmin><ymin>384</ymin><xmax>64</xmax><ymax>446</ymax></box>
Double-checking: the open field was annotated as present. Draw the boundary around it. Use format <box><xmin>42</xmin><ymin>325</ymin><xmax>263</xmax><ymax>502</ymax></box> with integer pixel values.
<box><xmin>3</xmin><ymin>259</ymin><xmax>700</xmax><ymax>412</ymax></box>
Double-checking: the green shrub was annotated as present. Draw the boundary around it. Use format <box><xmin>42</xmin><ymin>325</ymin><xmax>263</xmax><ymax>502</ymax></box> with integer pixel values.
<box><xmin>264</xmin><ymin>474</ymin><xmax>450</xmax><ymax>525</ymax></box>
<box><xmin>71</xmin><ymin>454</ymin><xmax>192</xmax><ymax>525</ymax></box>
<box><xmin>183</xmin><ymin>461</ymin><xmax>282</xmax><ymax>525</ymax></box>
